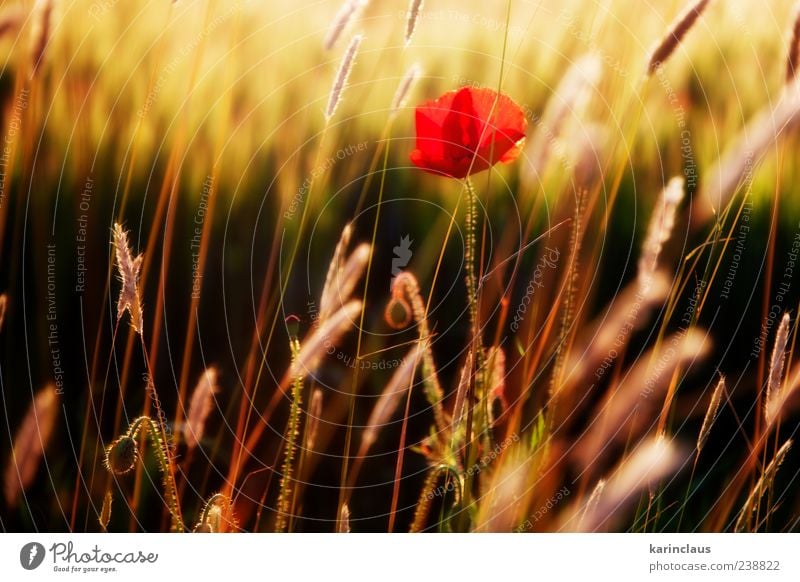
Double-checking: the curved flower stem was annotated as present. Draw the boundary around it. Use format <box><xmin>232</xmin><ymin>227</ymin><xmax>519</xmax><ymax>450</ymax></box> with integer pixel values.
<box><xmin>126</xmin><ymin>415</ymin><xmax>184</xmax><ymax>532</ymax></box>
<box><xmin>196</xmin><ymin>493</ymin><xmax>233</xmax><ymax>532</ymax></box>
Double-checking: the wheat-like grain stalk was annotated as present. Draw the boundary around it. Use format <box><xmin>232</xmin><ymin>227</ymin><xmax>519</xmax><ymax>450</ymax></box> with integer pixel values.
<box><xmin>697</xmin><ymin>376</ymin><xmax>725</xmax><ymax>453</ymax></box>
<box><xmin>646</xmin><ymin>0</ymin><xmax>711</xmax><ymax>75</ymax></box>
<box><xmin>765</xmin><ymin>314</ymin><xmax>794</xmax><ymax>426</ymax></box>
<box><xmin>391</xmin><ymin>63</ymin><xmax>422</xmax><ymax>113</ymax></box>
<box><xmin>766</xmin><ymin>360</ymin><xmax>800</xmax><ymax>426</ymax></box>
<box><xmin>486</xmin><ymin>346</ymin><xmax>507</xmax><ymax>427</ymax></box>
<box><xmin>324</xmin><ymin>0</ymin><xmax>365</xmax><ymax>51</ymax></box>
<box><xmin>562</xmin><ymin>271</ymin><xmax>670</xmax><ymax>398</ymax></box>
<box><xmin>734</xmin><ymin>439</ymin><xmax>792</xmax><ymax>532</ymax></box>
<box><xmin>29</xmin><ymin>0</ymin><xmax>54</xmax><ymax>79</ymax></box>
<box><xmin>475</xmin><ymin>454</ymin><xmax>531</xmax><ymax>532</ymax></box>
<box><xmin>404</xmin><ymin>0</ymin><xmax>424</xmax><ymax>45</ymax></box>
<box><xmin>693</xmin><ymin>88</ymin><xmax>800</xmax><ymax>225</ymax></box>
<box><xmin>319</xmin><ymin>243</ymin><xmax>370</xmax><ymax>323</ymax></box>
<box><xmin>568</xmin><ymin>436</ymin><xmax>684</xmax><ymax>531</ymax></box>
<box><xmin>0</xmin><ymin>293</ymin><xmax>7</xmax><ymax>332</ymax></box>
<box><xmin>239</xmin><ymin>260</ymin><xmax>368</xmax><ymax>464</ymax></box>
<box><xmin>451</xmin><ymin>349</ymin><xmax>473</xmax><ymax>433</ymax></box>
<box><xmin>521</xmin><ymin>54</ymin><xmax>602</xmax><ymax>183</ymax></box>
<box><xmin>305</xmin><ymin>388</ymin><xmax>323</xmax><ymax>451</ymax></box>
<box><xmin>112</xmin><ymin>223</ymin><xmax>144</xmax><ymax>335</ymax></box>
<box><xmin>3</xmin><ymin>384</ymin><xmax>57</xmax><ymax>506</ymax></box>
<box><xmin>326</xmin><ymin>34</ymin><xmax>363</xmax><ymax>120</ymax></box>
<box><xmin>765</xmin><ymin>313</ymin><xmax>790</xmax><ymax>412</ymax></box>
<box><xmin>577</xmin><ymin>479</ymin><xmax>606</xmax><ymax>531</ymax></box>
<box><xmin>319</xmin><ymin>223</ymin><xmax>353</xmax><ymax>321</ymax></box>
<box><xmin>360</xmin><ymin>343</ymin><xmax>424</xmax><ymax>451</ymax></box>
<box><xmin>0</xmin><ymin>5</ymin><xmax>23</xmax><ymax>40</ymax></box>
<box><xmin>184</xmin><ymin>367</ymin><xmax>220</xmax><ymax>452</ymax></box>
<box><xmin>638</xmin><ymin>177</ymin><xmax>685</xmax><ymax>292</ymax></box>
<box><xmin>99</xmin><ymin>489</ymin><xmax>113</xmax><ymax>532</ymax></box>
<box><xmin>577</xmin><ymin>329</ymin><xmax>710</xmax><ymax>468</ymax></box>
<box><xmin>289</xmin><ymin>300</ymin><xmax>362</xmax><ymax>381</ymax></box>
<box><xmin>338</xmin><ymin>502</ymin><xmax>351</xmax><ymax>532</ymax></box>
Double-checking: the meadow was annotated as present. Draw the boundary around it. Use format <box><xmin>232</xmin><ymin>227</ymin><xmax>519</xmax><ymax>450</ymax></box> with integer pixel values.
<box><xmin>2</xmin><ymin>0</ymin><xmax>800</xmax><ymax>533</ymax></box>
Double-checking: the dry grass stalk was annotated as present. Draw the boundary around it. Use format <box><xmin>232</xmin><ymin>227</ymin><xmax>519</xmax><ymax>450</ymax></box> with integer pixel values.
<box><xmin>3</xmin><ymin>384</ymin><xmax>58</xmax><ymax>505</ymax></box>
<box><xmin>326</xmin><ymin>34</ymin><xmax>363</xmax><ymax>119</ymax></box>
<box><xmin>184</xmin><ymin>367</ymin><xmax>220</xmax><ymax>452</ymax></box>
<box><xmin>563</xmin><ymin>272</ymin><xmax>670</xmax><ymax>390</ymax></box>
<box><xmin>521</xmin><ymin>54</ymin><xmax>602</xmax><ymax>182</ymax></box>
<box><xmin>486</xmin><ymin>346</ymin><xmax>507</xmax><ymax>426</ymax></box>
<box><xmin>324</xmin><ymin>0</ymin><xmax>365</xmax><ymax>51</ymax></box>
<box><xmin>787</xmin><ymin>2</ymin><xmax>800</xmax><ymax>84</ymax></box>
<box><xmin>568</xmin><ymin>122</ymin><xmax>607</xmax><ymax>185</ymax></box>
<box><xmin>545</xmin><ymin>189</ymin><xmax>587</xmax><ymax>407</ymax></box>
<box><xmin>646</xmin><ymin>0</ymin><xmax>711</xmax><ymax>75</ymax></box>
<box><xmin>693</xmin><ymin>88</ymin><xmax>800</xmax><ymax>224</ymax></box>
<box><xmin>476</xmin><ymin>455</ymin><xmax>531</xmax><ymax>532</ymax></box>
<box><xmin>241</xmin><ymin>279</ymin><xmax>368</xmax><ymax>463</ymax></box>
<box><xmin>320</xmin><ymin>243</ymin><xmax>369</xmax><ymax>322</ymax></box>
<box><xmin>766</xmin><ymin>360</ymin><xmax>800</xmax><ymax>426</ymax></box>
<box><xmin>360</xmin><ymin>343</ymin><xmax>423</xmax><ymax>451</ymax></box>
<box><xmin>765</xmin><ymin>313</ymin><xmax>790</xmax><ymax>415</ymax></box>
<box><xmin>578</xmin><ymin>479</ymin><xmax>606</xmax><ymax>530</ymax></box>
<box><xmin>338</xmin><ymin>502</ymin><xmax>351</xmax><ymax>532</ymax></box>
<box><xmin>99</xmin><ymin>489</ymin><xmax>113</xmax><ymax>531</ymax></box>
<box><xmin>568</xmin><ymin>437</ymin><xmax>684</xmax><ymax>531</ymax></box>
<box><xmin>734</xmin><ymin>439</ymin><xmax>792</xmax><ymax>532</ymax></box>
<box><xmin>451</xmin><ymin>351</ymin><xmax>473</xmax><ymax>433</ymax></box>
<box><xmin>697</xmin><ymin>376</ymin><xmax>725</xmax><ymax>453</ymax></box>
<box><xmin>0</xmin><ymin>5</ymin><xmax>23</xmax><ymax>39</ymax></box>
<box><xmin>289</xmin><ymin>300</ymin><xmax>362</xmax><ymax>381</ymax></box>
<box><xmin>319</xmin><ymin>223</ymin><xmax>353</xmax><ymax>321</ymax></box>
<box><xmin>637</xmin><ymin>177</ymin><xmax>685</xmax><ymax>292</ymax></box>
<box><xmin>29</xmin><ymin>0</ymin><xmax>54</xmax><ymax>79</ymax></box>
<box><xmin>404</xmin><ymin>0</ymin><xmax>424</xmax><ymax>45</ymax></box>
<box><xmin>391</xmin><ymin>63</ymin><xmax>421</xmax><ymax>113</ymax></box>
<box><xmin>0</xmin><ymin>293</ymin><xmax>6</xmax><ymax>332</ymax></box>
<box><xmin>577</xmin><ymin>329</ymin><xmax>710</xmax><ymax>468</ymax></box>
<box><xmin>305</xmin><ymin>388</ymin><xmax>323</xmax><ymax>451</ymax></box>
<box><xmin>112</xmin><ymin>223</ymin><xmax>144</xmax><ymax>335</ymax></box>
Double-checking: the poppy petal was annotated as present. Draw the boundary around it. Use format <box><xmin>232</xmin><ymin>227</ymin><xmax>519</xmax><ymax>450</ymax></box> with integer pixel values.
<box><xmin>409</xmin><ymin>86</ymin><xmax>528</xmax><ymax>179</ymax></box>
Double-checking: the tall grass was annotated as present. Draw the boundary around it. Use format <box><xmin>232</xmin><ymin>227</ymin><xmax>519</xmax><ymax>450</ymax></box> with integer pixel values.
<box><xmin>1</xmin><ymin>0</ymin><xmax>800</xmax><ymax>534</ymax></box>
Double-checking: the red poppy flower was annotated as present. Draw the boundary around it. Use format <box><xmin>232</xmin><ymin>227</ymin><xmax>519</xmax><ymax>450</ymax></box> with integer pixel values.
<box><xmin>409</xmin><ymin>87</ymin><xmax>528</xmax><ymax>179</ymax></box>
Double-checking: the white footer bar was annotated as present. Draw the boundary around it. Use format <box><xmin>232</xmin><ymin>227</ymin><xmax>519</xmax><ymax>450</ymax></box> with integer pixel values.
<box><xmin>1</xmin><ymin>533</ymin><xmax>797</xmax><ymax>581</ymax></box>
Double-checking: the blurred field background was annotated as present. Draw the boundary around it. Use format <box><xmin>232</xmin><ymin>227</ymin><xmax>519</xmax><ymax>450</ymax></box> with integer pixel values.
<box><xmin>2</xmin><ymin>0</ymin><xmax>800</xmax><ymax>533</ymax></box>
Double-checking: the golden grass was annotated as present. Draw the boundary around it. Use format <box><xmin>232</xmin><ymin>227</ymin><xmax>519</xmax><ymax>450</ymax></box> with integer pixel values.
<box><xmin>3</xmin><ymin>0</ymin><xmax>800</xmax><ymax>534</ymax></box>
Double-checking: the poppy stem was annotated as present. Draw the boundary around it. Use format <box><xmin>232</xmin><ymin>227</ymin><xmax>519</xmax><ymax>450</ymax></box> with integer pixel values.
<box><xmin>465</xmin><ymin>179</ymin><xmax>487</xmax><ymax>391</ymax></box>
<box><xmin>460</xmin><ymin>178</ymin><xmax>487</xmax><ymax>530</ymax></box>
<box><xmin>464</xmin><ymin>179</ymin><xmax>479</xmax><ymax>343</ymax></box>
